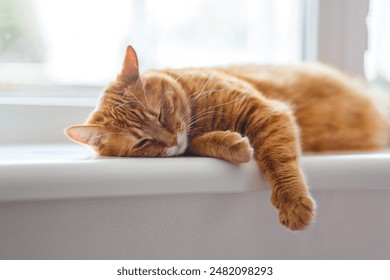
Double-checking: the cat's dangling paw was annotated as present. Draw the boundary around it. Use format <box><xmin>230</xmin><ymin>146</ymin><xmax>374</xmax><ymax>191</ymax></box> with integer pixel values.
<box><xmin>224</xmin><ymin>132</ymin><xmax>254</xmax><ymax>164</ymax></box>
<box><xmin>276</xmin><ymin>193</ymin><xmax>316</xmax><ymax>231</ymax></box>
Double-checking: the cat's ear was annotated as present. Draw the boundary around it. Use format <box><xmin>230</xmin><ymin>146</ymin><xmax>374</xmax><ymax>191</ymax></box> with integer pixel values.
<box><xmin>65</xmin><ymin>125</ymin><xmax>107</xmax><ymax>148</ymax></box>
<box><xmin>118</xmin><ymin>45</ymin><xmax>139</xmax><ymax>83</ymax></box>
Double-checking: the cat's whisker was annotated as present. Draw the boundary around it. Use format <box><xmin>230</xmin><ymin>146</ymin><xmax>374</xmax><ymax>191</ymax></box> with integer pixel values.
<box><xmin>180</xmin><ymin>74</ymin><xmax>213</xmax><ymax>115</ymax></box>
<box><xmin>193</xmin><ymin>88</ymin><xmax>224</xmax><ymax>102</ymax></box>
<box><xmin>115</xmin><ymin>100</ymin><xmax>141</xmax><ymax>110</ymax></box>
<box><xmin>187</xmin><ymin>110</ymin><xmax>228</xmax><ymax>124</ymax></box>
<box><xmin>187</xmin><ymin>112</ymin><xmax>219</xmax><ymax>128</ymax></box>
<box><xmin>185</xmin><ymin>112</ymin><xmax>232</xmax><ymax>137</ymax></box>
<box><xmin>137</xmin><ymin>77</ymin><xmax>150</xmax><ymax>108</ymax></box>
<box><xmin>117</xmin><ymin>145</ymin><xmax>127</xmax><ymax>157</ymax></box>
<box><xmin>168</xmin><ymin>74</ymin><xmax>221</xmax><ymax>127</ymax></box>
<box><xmin>185</xmin><ymin>112</ymin><xmax>228</xmax><ymax>130</ymax></box>
<box><xmin>181</xmin><ymin>89</ymin><xmax>225</xmax><ymax>122</ymax></box>
<box><xmin>173</xmin><ymin>72</ymin><xmax>194</xmax><ymax>83</ymax></box>
<box><xmin>125</xmin><ymin>91</ymin><xmax>146</xmax><ymax>109</ymax></box>
<box><xmin>110</xmin><ymin>121</ymin><xmax>128</xmax><ymax>133</ymax></box>
<box><xmin>195</xmin><ymin>86</ymin><xmax>254</xmax><ymax>118</ymax></box>
<box><xmin>179</xmin><ymin>76</ymin><xmax>212</xmax><ymax>120</ymax></box>
<box><xmin>156</xmin><ymin>90</ymin><xmax>174</xmax><ymax>110</ymax></box>
<box><xmin>184</xmin><ymin>104</ymin><xmax>237</xmax><ymax>133</ymax></box>
<box><xmin>193</xmin><ymin>74</ymin><xmax>212</xmax><ymax>101</ymax></box>
<box><xmin>180</xmin><ymin>103</ymin><xmax>195</xmax><ymax>125</ymax></box>
<box><xmin>189</xmin><ymin>88</ymin><xmax>224</xmax><ymax>107</ymax></box>
<box><xmin>187</xmin><ymin>97</ymin><xmax>241</xmax><ymax>124</ymax></box>
<box><xmin>183</xmin><ymin>111</ymin><xmax>229</xmax><ymax>135</ymax></box>
<box><xmin>186</xmin><ymin>89</ymin><xmax>225</xmax><ymax>117</ymax></box>
<box><xmin>180</xmin><ymin>106</ymin><xmax>192</xmax><ymax>123</ymax></box>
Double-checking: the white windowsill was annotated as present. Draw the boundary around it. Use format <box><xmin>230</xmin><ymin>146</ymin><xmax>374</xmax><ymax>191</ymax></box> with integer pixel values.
<box><xmin>1</xmin><ymin>144</ymin><xmax>390</xmax><ymax>202</ymax></box>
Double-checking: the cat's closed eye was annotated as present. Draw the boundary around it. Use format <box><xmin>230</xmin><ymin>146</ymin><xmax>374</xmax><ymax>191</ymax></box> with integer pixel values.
<box><xmin>134</xmin><ymin>139</ymin><xmax>149</xmax><ymax>149</ymax></box>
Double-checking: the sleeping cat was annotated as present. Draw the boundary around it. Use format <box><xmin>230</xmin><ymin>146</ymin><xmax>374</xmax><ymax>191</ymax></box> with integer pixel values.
<box><xmin>66</xmin><ymin>45</ymin><xmax>390</xmax><ymax>231</ymax></box>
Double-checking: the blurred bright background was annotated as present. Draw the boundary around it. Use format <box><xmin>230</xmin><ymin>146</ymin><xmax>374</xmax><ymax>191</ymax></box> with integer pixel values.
<box><xmin>0</xmin><ymin>0</ymin><xmax>389</xmax><ymax>87</ymax></box>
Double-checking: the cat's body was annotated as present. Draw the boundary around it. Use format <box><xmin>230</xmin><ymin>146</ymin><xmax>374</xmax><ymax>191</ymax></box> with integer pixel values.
<box><xmin>163</xmin><ymin>64</ymin><xmax>389</xmax><ymax>152</ymax></box>
<box><xmin>66</xmin><ymin>46</ymin><xmax>390</xmax><ymax>231</ymax></box>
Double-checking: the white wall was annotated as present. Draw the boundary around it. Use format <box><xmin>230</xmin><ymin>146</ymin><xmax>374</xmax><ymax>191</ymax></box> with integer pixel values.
<box><xmin>1</xmin><ymin>190</ymin><xmax>390</xmax><ymax>259</ymax></box>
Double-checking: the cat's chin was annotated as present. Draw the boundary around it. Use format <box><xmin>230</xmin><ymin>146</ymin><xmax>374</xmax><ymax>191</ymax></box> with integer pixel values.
<box><xmin>165</xmin><ymin>132</ymin><xmax>188</xmax><ymax>156</ymax></box>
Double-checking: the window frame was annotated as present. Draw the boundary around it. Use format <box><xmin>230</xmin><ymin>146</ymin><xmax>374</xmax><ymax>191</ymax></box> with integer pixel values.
<box><xmin>315</xmin><ymin>0</ymin><xmax>369</xmax><ymax>75</ymax></box>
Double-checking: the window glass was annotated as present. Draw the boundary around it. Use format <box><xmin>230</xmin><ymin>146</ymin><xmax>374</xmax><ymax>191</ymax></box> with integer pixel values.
<box><xmin>366</xmin><ymin>0</ymin><xmax>390</xmax><ymax>85</ymax></box>
<box><xmin>0</xmin><ymin>0</ymin><xmax>305</xmax><ymax>86</ymax></box>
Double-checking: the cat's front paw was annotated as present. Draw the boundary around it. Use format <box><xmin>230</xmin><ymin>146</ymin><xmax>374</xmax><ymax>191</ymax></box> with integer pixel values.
<box><xmin>225</xmin><ymin>132</ymin><xmax>253</xmax><ymax>164</ymax></box>
<box><xmin>276</xmin><ymin>194</ymin><xmax>316</xmax><ymax>231</ymax></box>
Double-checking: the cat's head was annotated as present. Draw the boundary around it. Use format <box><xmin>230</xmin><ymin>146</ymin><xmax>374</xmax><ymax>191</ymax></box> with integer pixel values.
<box><xmin>65</xmin><ymin>45</ymin><xmax>189</xmax><ymax>157</ymax></box>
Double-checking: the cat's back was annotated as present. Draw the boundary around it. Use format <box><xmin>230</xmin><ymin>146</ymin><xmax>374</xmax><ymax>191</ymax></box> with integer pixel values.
<box><xmin>160</xmin><ymin>63</ymin><xmax>388</xmax><ymax>151</ymax></box>
<box><xmin>216</xmin><ymin>63</ymin><xmax>364</xmax><ymax>101</ymax></box>
<box><xmin>217</xmin><ymin>63</ymin><xmax>390</xmax><ymax>151</ymax></box>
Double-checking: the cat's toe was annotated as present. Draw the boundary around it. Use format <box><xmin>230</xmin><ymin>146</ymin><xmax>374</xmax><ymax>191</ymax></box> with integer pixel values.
<box><xmin>278</xmin><ymin>194</ymin><xmax>316</xmax><ymax>231</ymax></box>
<box><xmin>228</xmin><ymin>136</ymin><xmax>253</xmax><ymax>163</ymax></box>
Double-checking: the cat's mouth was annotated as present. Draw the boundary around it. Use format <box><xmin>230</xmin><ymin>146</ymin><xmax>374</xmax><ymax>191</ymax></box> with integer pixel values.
<box><xmin>164</xmin><ymin>132</ymin><xmax>188</xmax><ymax>156</ymax></box>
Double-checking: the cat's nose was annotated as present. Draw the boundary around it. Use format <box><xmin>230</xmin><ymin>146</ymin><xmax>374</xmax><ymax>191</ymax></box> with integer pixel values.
<box><xmin>167</xmin><ymin>135</ymin><xmax>178</xmax><ymax>147</ymax></box>
<box><xmin>154</xmin><ymin>128</ymin><xmax>177</xmax><ymax>147</ymax></box>
<box><xmin>165</xmin><ymin>134</ymin><xmax>177</xmax><ymax>147</ymax></box>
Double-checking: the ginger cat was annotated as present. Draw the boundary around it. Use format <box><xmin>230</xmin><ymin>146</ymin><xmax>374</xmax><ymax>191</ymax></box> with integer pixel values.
<box><xmin>66</xmin><ymin>46</ymin><xmax>390</xmax><ymax>231</ymax></box>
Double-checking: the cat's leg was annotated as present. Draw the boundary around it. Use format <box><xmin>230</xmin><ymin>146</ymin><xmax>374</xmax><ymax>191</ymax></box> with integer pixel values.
<box><xmin>189</xmin><ymin>131</ymin><xmax>253</xmax><ymax>164</ymax></box>
<box><xmin>244</xmin><ymin>100</ymin><xmax>315</xmax><ymax>231</ymax></box>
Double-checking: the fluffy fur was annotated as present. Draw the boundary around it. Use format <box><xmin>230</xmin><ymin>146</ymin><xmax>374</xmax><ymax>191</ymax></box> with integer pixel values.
<box><xmin>66</xmin><ymin>46</ymin><xmax>390</xmax><ymax>231</ymax></box>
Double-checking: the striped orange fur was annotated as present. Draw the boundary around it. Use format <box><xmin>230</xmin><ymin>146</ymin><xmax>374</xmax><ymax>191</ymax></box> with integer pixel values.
<box><xmin>66</xmin><ymin>46</ymin><xmax>390</xmax><ymax>231</ymax></box>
